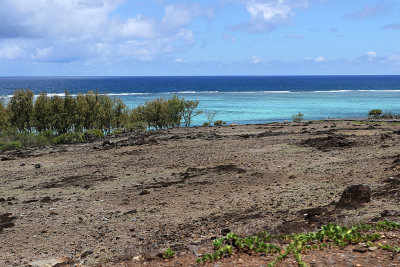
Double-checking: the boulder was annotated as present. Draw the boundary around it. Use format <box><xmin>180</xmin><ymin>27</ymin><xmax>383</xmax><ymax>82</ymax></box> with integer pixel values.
<box><xmin>336</xmin><ymin>184</ymin><xmax>371</xmax><ymax>208</ymax></box>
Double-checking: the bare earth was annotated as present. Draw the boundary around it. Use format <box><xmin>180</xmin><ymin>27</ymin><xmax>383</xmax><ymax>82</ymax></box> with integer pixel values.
<box><xmin>1</xmin><ymin>120</ymin><xmax>399</xmax><ymax>267</ymax></box>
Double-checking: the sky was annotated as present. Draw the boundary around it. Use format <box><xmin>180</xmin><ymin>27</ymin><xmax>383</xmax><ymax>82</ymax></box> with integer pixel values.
<box><xmin>0</xmin><ymin>0</ymin><xmax>399</xmax><ymax>76</ymax></box>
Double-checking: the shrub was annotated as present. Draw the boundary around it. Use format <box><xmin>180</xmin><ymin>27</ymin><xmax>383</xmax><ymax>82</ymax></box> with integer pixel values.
<box><xmin>82</xmin><ymin>129</ymin><xmax>104</xmax><ymax>141</ymax></box>
<box><xmin>34</xmin><ymin>135</ymin><xmax>53</xmax><ymax>147</ymax></box>
<box><xmin>125</xmin><ymin>122</ymin><xmax>147</xmax><ymax>133</ymax></box>
<box><xmin>108</xmin><ymin>129</ymin><xmax>124</xmax><ymax>136</ymax></box>
<box><xmin>292</xmin><ymin>112</ymin><xmax>304</xmax><ymax>122</ymax></box>
<box><xmin>0</xmin><ymin>141</ymin><xmax>23</xmax><ymax>151</ymax></box>
<box><xmin>214</xmin><ymin>120</ymin><xmax>226</xmax><ymax>126</ymax></box>
<box><xmin>381</xmin><ymin>111</ymin><xmax>400</xmax><ymax>119</ymax></box>
<box><xmin>202</xmin><ymin>122</ymin><xmax>210</xmax><ymax>127</ymax></box>
<box><xmin>163</xmin><ymin>248</ymin><xmax>175</xmax><ymax>259</ymax></box>
<box><xmin>182</xmin><ymin>100</ymin><xmax>202</xmax><ymax>127</ymax></box>
<box><xmin>53</xmin><ymin>132</ymin><xmax>84</xmax><ymax>144</ymax></box>
<box><xmin>205</xmin><ymin>111</ymin><xmax>217</xmax><ymax>125</ymax></box>
<box><xmin>368</xmin><ymin>109</ymin><xmax>382</xmax><ymax>119</ymax></box>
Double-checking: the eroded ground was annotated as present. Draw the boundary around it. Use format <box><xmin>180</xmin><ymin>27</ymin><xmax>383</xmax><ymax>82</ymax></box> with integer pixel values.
<box><xmin>0</xmin><ymin>120</ymin><xmax>399</xmax><ymax>266</ymax></box>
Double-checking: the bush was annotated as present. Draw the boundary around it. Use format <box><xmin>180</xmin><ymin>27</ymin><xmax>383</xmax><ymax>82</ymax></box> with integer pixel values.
<box><xmin>125</xmin><ymin>122</ymin><xmax>146</xmax><ymax>133</ymax></box>
<box><xmin>291</xmin><ymin>112</ymin><xmax>304</xmax><ymax>122</ymax></box>
<box><xmin>381</xmin><ymin>111</ymin><xmax>400</xmax><ymax>119</ymax></box>
<box><xmin>53</xmin><ymin>132</ymin><xmax>84</xmax><ymax>144</ymax></box>
<box><xmin>202</xmin><ymin>122</ymin><xmax>210</xmax><ymax>127</ymax></box>
<box><xmin>82</xmin><ymin>129</ymin><xmax>104</xmax><ymax>141</ymax></box>
<box><xmin>368</xmin><ymin>109</ymin><xmax>382</xmax><ymax>118</ymax></box>
<box><xmin>108</xmin><ymin>129</ymin><xmax>124</xmax><ymax>136</ymax></box>
<box><xmin>214</xmin><ymin>120</ymin><xmax>226</xmax><ymax>126</ymax></box>
<box><xmin>0</xmin><ymin>141</ymin><xmax>23</xmax><ymax>151</ymax></box>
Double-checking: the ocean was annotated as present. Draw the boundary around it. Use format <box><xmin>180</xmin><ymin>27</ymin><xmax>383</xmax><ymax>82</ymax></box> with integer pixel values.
<box><xmin>1</xmin><ymin>76</ymin><xmax>400</xmax><ymax>125</ymax></box>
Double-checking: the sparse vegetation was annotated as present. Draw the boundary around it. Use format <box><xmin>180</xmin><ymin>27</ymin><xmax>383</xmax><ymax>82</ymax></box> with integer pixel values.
<box><xmin>292</xmin><ymin>112</ymin><xmax>304</xmax><ymax>122</ymax></box>
<box><xmin>214</xmin><ymin>120</ymin><xmax>226</xmax><ymax>126</ymax></box>
<box><xmin>367</xmin><ymin>109</ymin><xmax>400</xmax><ymax>120</ymax></box>
<box><xmin>368</xmin><ymin>109</ymin><xmax>383</xmax><ymax>119</ymax></box>
<box><xmin>204</xmin><ymin>111</ymin><xmax>217</xmax><ymax>125</ymax></box>
<box><xmin>182</xmin><ymin>100</ymin><xmax>203</xmax><ymax>127</ymax></box>
<box><xmin>195</xmin><ymin>220</ymin><xmax>400</xmax><ymax>266</ymax></box>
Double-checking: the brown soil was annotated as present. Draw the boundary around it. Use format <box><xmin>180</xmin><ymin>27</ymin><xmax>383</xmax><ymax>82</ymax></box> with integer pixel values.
<box><xmin>1</xmin><ymin>120</ymin><xmax>400</xmax><ymax>266</ymax></box>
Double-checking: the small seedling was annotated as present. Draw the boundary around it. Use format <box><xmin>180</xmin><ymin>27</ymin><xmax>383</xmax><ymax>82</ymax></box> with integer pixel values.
<box><xmin>163</xmin><ymin>248</ymin><xmax>175</xmax><ymax>259</ymax></box>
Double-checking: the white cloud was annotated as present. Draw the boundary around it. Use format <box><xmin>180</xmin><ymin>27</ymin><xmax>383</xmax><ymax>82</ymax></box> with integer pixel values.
<box><xmin>223</xmin><ymin>34</ymin><xmax>237</xmax><ymax>42</ymax></box>
<box><xmin>285</xmin><ymin>34</ymin><xmax>304</xmax><ymax>39</ymax></box>
<box><xmin>246</xmin><ymin>0</ymin><xmax>292</xmax><ymax>22</ymax></box>
<box><xmin>0</xmin><ymin>44</ymin><xmax>25</xmax><ymax>59</ymax></box>
<box><xmin>344</xmin><ymin>2</ymin><xmax>392</xmax><ymax>20</ymax></box>
<box><xmin>115</xmin><ymin>15</ymin><xmax>157</xmax><ymax>39</ymax></box>
<box><xmin>0</xmin><ymin>0</ymin><xmax>119</xmax><ymax>39</ymax></box>
<box><xmin>233</xmin><ymin>0</ymin><xmax>308</xmax><ymax>33</ymax></box>
<box><xmin>175</xmin><ymin>58</ymin><xmax>186</xmax><ymax>63</ymax></box>
<box><xmin>388</xmin><ymin>54</ymin><xmax>400</xmax><ymax>61</ymax></box>
<box><xmin>31</xmin><ymin>47</ymin><xmax>54</xmax><ymax>60</ymax></box>
<box><xmin>252</xmin><ymin>56</ymin><xmax>262</xmax><ymax>64</ymax></box>
<box><xmin>119</xmin><ymin>29</ymin><xmax>195</xmax><ymax>61</ymax></box>
<box><xmin>366</xmin><ymin>51</ymin><xmax>377</xmax><ymax>59</ymax></box>
<box><xmin>162</xmin><ymin>5</ymin><xmax>193</xmax><ymax>31</ymax></box>
<box><xmin>306</xmin><ymin>56</ymin><xmax>326</xmax><ymax>62</ymax></box>
<box><xmin>0</xmin><ymin>0</ymin><xmax>209</xmax><ymax>63</ymax></box>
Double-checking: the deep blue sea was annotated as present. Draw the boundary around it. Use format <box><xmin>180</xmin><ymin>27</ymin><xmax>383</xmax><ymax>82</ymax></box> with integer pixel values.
<box><xmin>1</xmin><ymin>76</ymin><xmax>400</xmax><ymax>125</ymax></box>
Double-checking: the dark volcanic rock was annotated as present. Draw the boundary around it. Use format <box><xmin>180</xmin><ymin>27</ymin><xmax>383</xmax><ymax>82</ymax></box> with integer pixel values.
<box><xmin>300</xmin><ymin>135</ymin><xmax>354</xmax><ymax>151</ymax></box>
<box><xmin>139</xmin><ymin>190</ymin><xmax>150</xmax><ymax>196</ymax></box>
<box><xmin>336</xmin><ymin>184</ymin><xmax>371</xmax><ymax>209</ymax></box>
<box><xmin>0</xmin><ymin>213</ymin><xmax>17</xmax><ymax>233</ymax></box>
<box><xmin>1</xmin><ymin>156</ymin><xmax>16</xmax><ymax>161</ymax></box>
<box><xmin>102</xmin><ymin>140</ymin><xmax>113</xmax><ymax>147</ymax></box>
<box><xmin>134</xmin><ymin>139</ymin><xmax>145</xmax><ymax>145</ymax></box>
<box><xmin>381</xmin><ymin>210</ymin><xmax>400</xmax><ymax>217</ymax></box>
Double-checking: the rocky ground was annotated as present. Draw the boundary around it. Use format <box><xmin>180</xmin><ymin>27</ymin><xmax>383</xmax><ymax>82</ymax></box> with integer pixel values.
<box><xmin>0</xmin><ymin>120</ymin><xmax>399</xmax><ymax>267</ymax></box>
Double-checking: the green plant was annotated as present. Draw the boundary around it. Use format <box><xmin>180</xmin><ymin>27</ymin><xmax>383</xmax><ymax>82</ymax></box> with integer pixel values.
<box><xmin>368</xmin><ymin>109</ymin><xmax>382</xmax><ymax>119</ymax></box>
<box><xmin>214</xmin><ymin>120</ymin><xmax>226</xmax><ymax>126</ymax></box>
<box><xmin>182</xmin><ymin>100</ymin><xmax>202</xmax><ymax>127</ymax></box>
<box><xmin>163</xmin><ymin>248</ymin><xmax>175</xmax><ymax>259</ymax></box>
<box><xmin>82</xmin><ymin>129</ymin><xmax>104</xmax><ymax>141</ymax></box>
<box><xmin>0</xmin><ymin>141</ymin><xmax>23</xmax><ymax>151</ymax></box>
<box><xmin>205</xmin><ymin>111</ymin><xmax>217</xmax><ymax>125</ymax></box>
<box><xmin>202</xmin><ymin>122</ymin><xmax>210</xmax><ymax>127</ymax></box>
<box><xmin>195</xmin><ymin>220</ymin><xmax>400</xmax><ymax>266</ymax></box>
<box><xmin>292</xmin><ymin>112</ymin><xmax>304</xmax><ymax>122</ymax></box>
<box><xmin>53</xmin><ymin>132</ymin><xmax>84</xmax><ymax>144</ymax></box>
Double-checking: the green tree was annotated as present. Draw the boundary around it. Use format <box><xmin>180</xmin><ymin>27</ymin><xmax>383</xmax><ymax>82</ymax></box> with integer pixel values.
<box><xmin>8</xmin><ymin>89</ymin><xmax>34</xmax><ymax>132</ymax></box>
<box><xmin>63</xmin><ymin>91</ymin><xmax>77</xmax><ymax>132</ymax></box>
<box><xmin>50</xmin><ymin>95</ymin><xmax>68</xmax><ymax>134</ymax></box>
<box><xmin>291</xmin><ymin>112</ymin><xmax>304</xmax><ymax>122</ymax></box>
<box><xmin>127</xmin><ymin>104</ymin><xmax>147</xmax><ymax>132</ymax></box>
<box><xmin>84</xmin><ymin>91</ymin><xmax>100</xmax><ymax>130</ymax></box>
<box><xmin>33</xmin><ymin>92</ymin><xmax>52</xmax><ymax>132</ymax></box>
<box><xmin>113</xmin><ymin>98</ymin><xmax>128</xmax><ymax>129</ymax></box>
<box><xmin>142</xmin><ymin>98</ymin><xmax>168</xmax><ymax>129</ymax></box>
<box><xmin>0</xmin><ymin>98</ymin><xmax>10</xmax><ymax>133</ymax></box>
<box><xmin>368</xmin><ymin>109</ymin><xmax>382</xmax><ymax>119</ymax></box>
<box><xmin>165</xmin><ymin>96</ymin><xmax>184</xmax><ymax>128</ymax></box>
<box><xmin>97</xmin><ymin>95</ymin><xmax>114</xmax><ymax>134</ymax></box>
<box><xmin>75</xmin><ymin>93</ymin><xmax>88</xmax><ymax>132</ymax></box>
<box><xmin>182</xmin><ymin>100</ymin><xmax>202</xmax><ymax>127</ymax></box>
